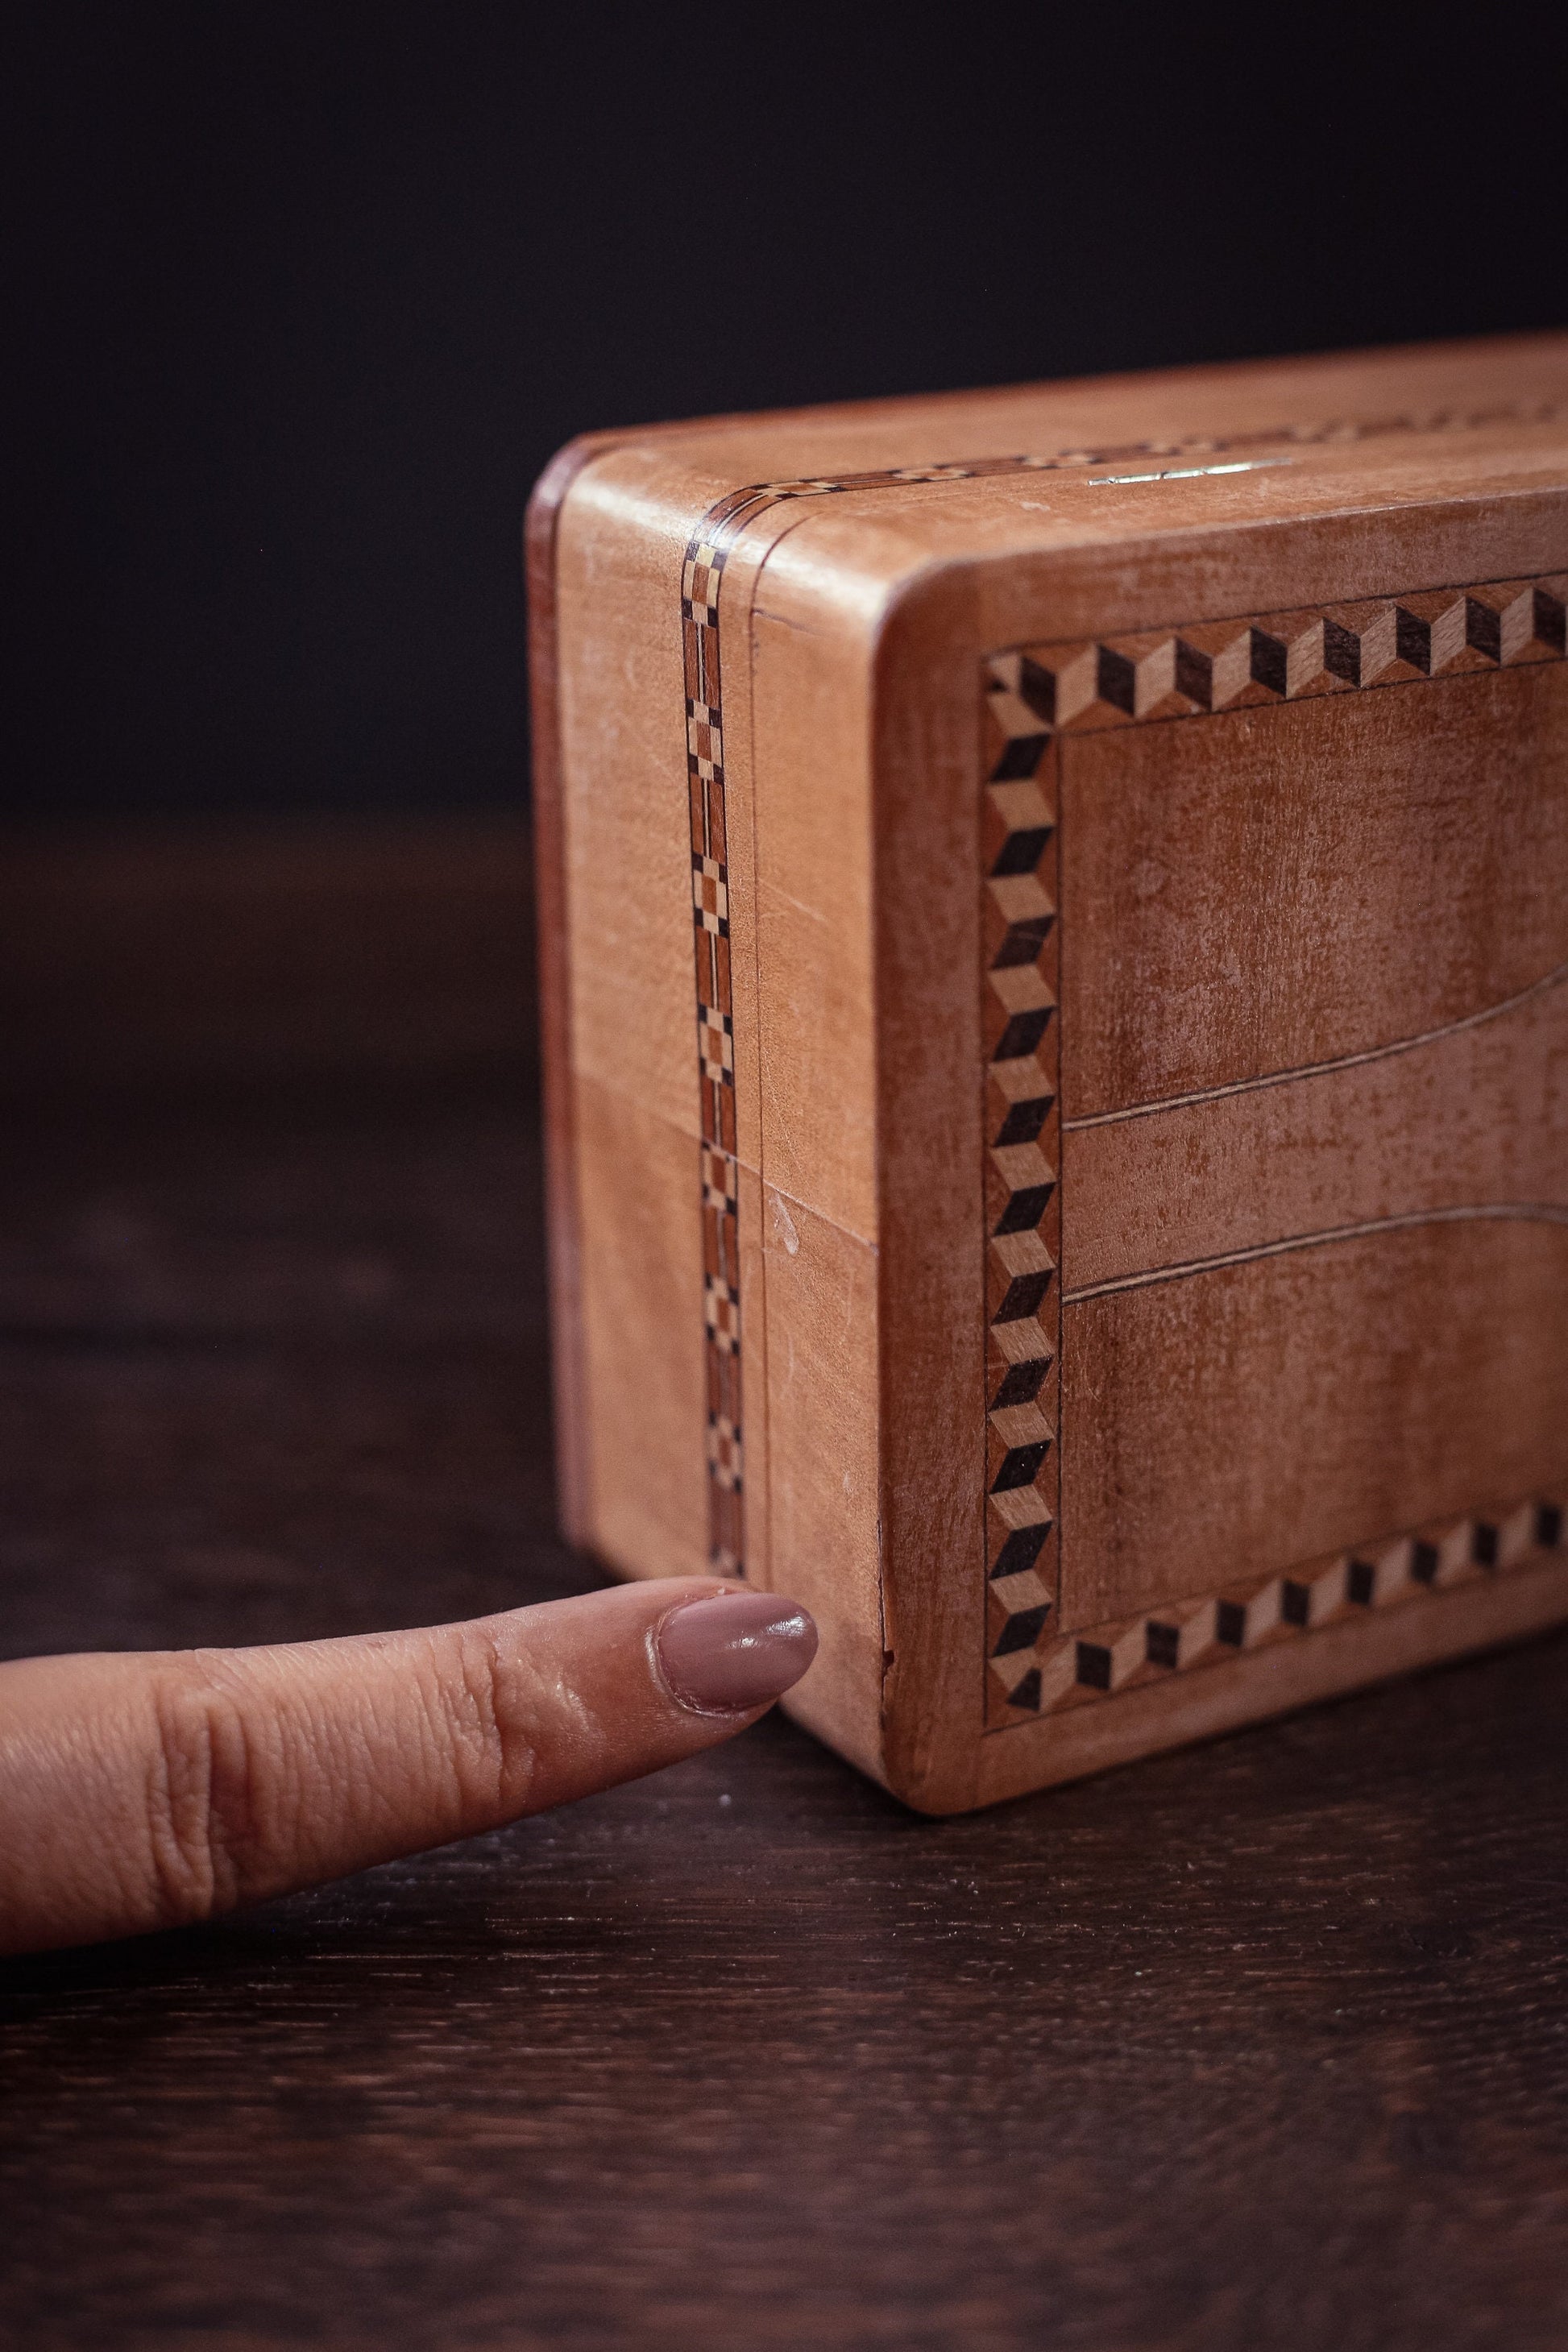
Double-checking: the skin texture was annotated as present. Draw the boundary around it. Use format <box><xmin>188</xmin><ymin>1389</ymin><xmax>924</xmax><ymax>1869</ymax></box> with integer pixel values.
<box><xmin>0</xmin><ymin>1578</ymin><xmax>816</xmax><ymax>1958</ymax></box>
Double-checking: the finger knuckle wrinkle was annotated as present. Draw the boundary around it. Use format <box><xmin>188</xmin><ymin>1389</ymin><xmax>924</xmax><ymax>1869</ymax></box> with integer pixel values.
<box><xmin>146</xmin><ymin>1671</ymin><xmax>259</xmax><ymax>1925</ymax></box>
<box><xmin>445</xmin><ymin>1634</ymin><xmax>540</xmax><ymax>1817</ymax></box>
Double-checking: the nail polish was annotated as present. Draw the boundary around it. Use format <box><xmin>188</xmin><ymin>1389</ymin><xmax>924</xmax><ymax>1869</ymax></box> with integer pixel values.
<box><xmin>655</xmin><ymin>1591</ymin><xmax>818</xmax><ymax>1714</ymax></box>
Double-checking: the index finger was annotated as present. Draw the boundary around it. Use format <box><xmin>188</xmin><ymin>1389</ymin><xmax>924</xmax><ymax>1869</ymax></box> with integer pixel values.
<box><xmin>0</xmin><ymin>1578</ymin><xmax>817</xmax><ymax>1956</ymax></box>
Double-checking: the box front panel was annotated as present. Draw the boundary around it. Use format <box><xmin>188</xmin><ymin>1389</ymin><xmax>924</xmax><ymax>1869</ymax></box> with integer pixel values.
<box><xmin>981</xmin><ymin>577</ymin><xmax>1568</xmax><ymax>1728</ymax></box>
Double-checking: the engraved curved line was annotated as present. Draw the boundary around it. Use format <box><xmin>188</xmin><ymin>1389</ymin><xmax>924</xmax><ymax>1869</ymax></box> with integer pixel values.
<box><xmin>1062</xmin><ymin>1205</ymin><xmax>1568</xmax><ymax>1305</ymax></box>
<box><xmin>1062</xmin><ymin>961</ymin><xmax>1568</xmax><ymax>1132</ymax></box>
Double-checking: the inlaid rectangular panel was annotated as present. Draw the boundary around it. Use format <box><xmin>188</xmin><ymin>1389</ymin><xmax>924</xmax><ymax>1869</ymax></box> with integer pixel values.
<box><xmin>981</xmin><ymin>579</ymin><xmax>1568</xmax><ymax>1721</ymax></box>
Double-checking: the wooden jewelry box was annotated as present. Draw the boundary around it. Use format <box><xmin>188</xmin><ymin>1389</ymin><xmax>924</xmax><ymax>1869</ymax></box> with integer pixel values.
<box><xmin>528</xmin><ymin>334</ymin><xmax>1568</xmax><ymax>1813</ymax></box>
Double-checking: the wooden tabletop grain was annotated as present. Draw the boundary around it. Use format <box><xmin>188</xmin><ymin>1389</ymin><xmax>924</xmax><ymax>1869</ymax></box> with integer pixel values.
<box><xmin>2</xmin><ymin>926</ymin><xmax>1567</xmax><ymax>2347</ymax></box>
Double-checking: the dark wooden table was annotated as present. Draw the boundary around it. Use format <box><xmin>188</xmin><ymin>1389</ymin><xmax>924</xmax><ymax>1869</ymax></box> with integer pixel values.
<box><xmin>3</xmin><ymin>1075</ymin><xmax>1568</xmax><ymax>2348</ymax></box>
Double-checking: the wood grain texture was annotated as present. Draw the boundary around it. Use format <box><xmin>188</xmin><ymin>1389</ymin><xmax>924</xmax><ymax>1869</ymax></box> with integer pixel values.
<box><xmin>1050</xmin><ymin>656</ymin><xmax>1568</xmax><ymax>1119</ymax></box>
<box><xmin>572</xmin><ymin>1074</ymin><xmax>708</xmax><ymax>1583</ymax></box>
<box><xmin>5</xmin><ymin>1075</ymin><xmax>1568</xmax><ymax>2350</ymax></box>
<box><xmin>1062</xmin><ymin>977</ymin><xmax>1566</xmax><ymax>1295</ymax></box>
<box><xmin>534</xmin><ymin>334</ymin><xmax>1568</xmax><ymax>1812</ymax></box>
<box><xmin>527</xmin><ymin>432</ymin><xmax>637</xmax><ymax>1546</ymax></box>
<box><xmin>1062</xmin><ymin>1223</ymin><xmax>1567</xmax><ymax>1624</ymax></box>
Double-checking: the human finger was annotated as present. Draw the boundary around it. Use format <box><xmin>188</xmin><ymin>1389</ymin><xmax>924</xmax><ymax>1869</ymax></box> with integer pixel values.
<box><xmin>0</xmin><ymin>1577</ymin><xmax>816</xmax><ymax>1956</ymax></box>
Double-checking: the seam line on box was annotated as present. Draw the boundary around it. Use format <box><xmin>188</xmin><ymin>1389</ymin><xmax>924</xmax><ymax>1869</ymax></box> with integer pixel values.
<box><xmin>1061</xmin><ymin>1204</ymin><xmax>1568</xmax><ymax>1305</ymax></box>
<box><xmin>1063</xmin><ymin>960</ymin><xmax>1568</xmax><ymax>1130</ymax></box>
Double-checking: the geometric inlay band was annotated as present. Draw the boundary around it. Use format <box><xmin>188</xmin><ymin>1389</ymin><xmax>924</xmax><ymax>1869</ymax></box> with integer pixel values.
<box><xmin>980</xmin><ymin>736</ymin><xmax>1062</xmax><ymax>1707</ymax></box>
<box><xmin>1002</xmin><ymin>1494</ymin><xmax>1565</xmax><ymax>1720</ymax></box>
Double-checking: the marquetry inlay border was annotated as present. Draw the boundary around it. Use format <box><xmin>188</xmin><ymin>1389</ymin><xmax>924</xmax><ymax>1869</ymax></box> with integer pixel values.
<box><xmin>674</xmin><ymin>400</ymin><xmax>1568</xmax><ymax>1579</ymax></box>
<box><xmin>1014</xmin><ymin>1496</ymin><xmax>1566</xmax><ymax>1719</ymax></box>
<box><xmin>978</xmin><ymin>570</ymin><xmax>1568</xmax><ymax>1725</ymax></box>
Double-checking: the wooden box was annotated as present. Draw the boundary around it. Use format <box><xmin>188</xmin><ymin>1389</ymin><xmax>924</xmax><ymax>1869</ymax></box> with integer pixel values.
<box><xmin>528</xmin><ymin>335</ymin><xmax>1568</xmax><ymax>1813</ymax></box>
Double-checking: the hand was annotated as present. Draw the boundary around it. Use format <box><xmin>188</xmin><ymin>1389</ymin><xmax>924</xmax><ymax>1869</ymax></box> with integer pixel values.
<box><xmin>0</xmin><ymin>1580</ymin><xmax>816</xmax><ymax>1956</ymax></box>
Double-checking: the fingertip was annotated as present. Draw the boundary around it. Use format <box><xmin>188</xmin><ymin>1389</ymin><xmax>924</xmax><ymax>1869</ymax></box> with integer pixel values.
<box><xmin>653</xmin><ymin>1589</ymin><xmax>819</xmax><ymax>1716</ymax></box>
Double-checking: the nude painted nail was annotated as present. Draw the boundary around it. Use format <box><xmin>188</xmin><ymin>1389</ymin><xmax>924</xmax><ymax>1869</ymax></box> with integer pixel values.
<box><xmin>655</xmin><ymin>1591</ymin><xmax>818</xmax><ymax>1714</ymax></box>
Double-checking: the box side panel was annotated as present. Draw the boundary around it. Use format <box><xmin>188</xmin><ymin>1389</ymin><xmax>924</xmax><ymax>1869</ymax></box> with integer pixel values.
<box><xmin>739</xmin><ymin>537</ymin><xmax>889</xmax><ymax>1776</ymax></box>
<box><xmin>1053</xmin><ymin>655</ymin><xmax>1568</xmax><ymax>1630</ymax></box>
<box><xmin>985</xmin><ymin>554</ymin><xmax>1568</xmax><ymax>1766</ymax></box>
<box><xmin>867</xmin><ymin>570</ymin><xmax>993</xmax><ymax>1809</ymax></box>
<box><xmin>745</xmin><ymin>592</ymin><xmax>881</xmax><ymax>1245</ymax></box>
<box><xmin>555</xmin><ymin>457</ymin><xmax>709</xmax><ymax>1136</ymax></box>
<box><xmin>869</xmin><ymin>490</ymin><xmax>1568</xmax><ymax>1814</ymax></box>
<box><xmin>550</xmin><ymin>447</ymin><xmax>894</xmax><ymax>1782</ymax></box>
<box><xmin>526</xmin><ymin>432</ymin><xmax>630</xmax><ymax>1542</ymax></box>
<box><xmin>552</xmin><ymin>453</ymin><xmax>715</xmax><ymax>1577</ymax></box>
<box><xmin>572</xmin><ymin>1075</ymin><xmax>708</xmax><ymax>1578</ymax></box>
<box><xmin>761</xmin><ymin>1197</ymin><xmax>886</xmax><ymax>1782</ymax></box>
<box><xmin>1064</xmin><ymin>978</ymin><xmax>1566</xmax><ymax>1293</ymax></box>
<box><xmin>1059</xmin><ymin>663</ymin><xmax>1568</xmax><ymax>1117</ymax></box>
<box><xmin>1063</xmin><ymin>1222</ymin><xmax>1568</xmax><ymax>1628</ymax></box>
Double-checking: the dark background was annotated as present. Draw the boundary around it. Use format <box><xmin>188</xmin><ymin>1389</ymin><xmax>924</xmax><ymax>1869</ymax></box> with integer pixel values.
<box><xmin>8</xmin><ymin>6</ymin><xmax>1566</xmax><ymax>826</ymax></box>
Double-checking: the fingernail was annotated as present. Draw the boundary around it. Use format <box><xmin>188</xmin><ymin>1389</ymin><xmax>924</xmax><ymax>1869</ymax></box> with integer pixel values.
<box><xmin>655</xmin><ymin>1591</ymin><xmax>819</xmax><ymax>1714</ymax></box>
